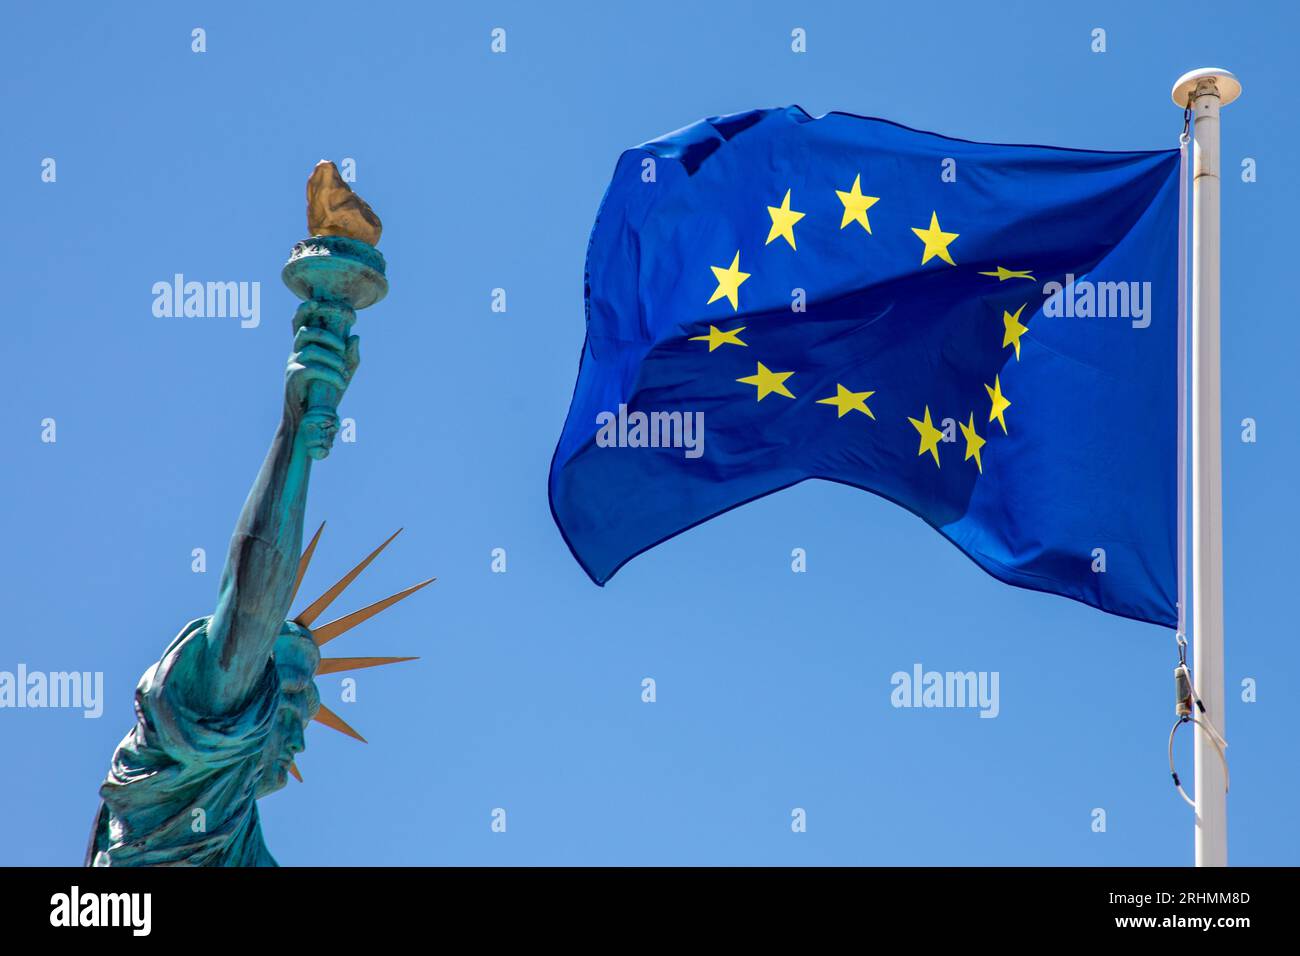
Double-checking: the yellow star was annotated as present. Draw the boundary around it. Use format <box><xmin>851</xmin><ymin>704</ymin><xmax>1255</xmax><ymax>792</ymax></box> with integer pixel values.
<box><xmin>835</xmin><ymin>175</ymin><xmax>880</xmax><ymax>233</ymax></box>
<box><xmin>816</xmin><ymin>383</ymin><xmax>876</xmax><ymax>419</ymax></box>
<box><xmin>707</xmin><ymin>251</ymin><xmax>751</xmax><ymax>311</ymax></box>
<box><xmin>911</xmin><ymin>211</ymin><xmax>959</xmax><ymax>265</ymax></box>
<box><xmin>984</xmin><ymin>375</ymin><xmax>1011</xmax><ymax>434</ymax></box>
<box><xmin>959</xmin><ymin>413</ymin><xmax>986</xmax><ymax>473</ymax></box>
<box><xmin>1001</xmin><ymin>303</ymin><xmax>1029</xmax><ymax>360</ymax></box>
<box><xmin>766</xmin><ymin>189</ymin><xmax>806</xmax><ymax>249</ymax></box>
<box><xmin>737</xmin><ymin>362</ymin><xmax>795</xmax><ymax>401</ymax></box>
<box><xmin>908</xmin><ymin>405</ymin><xmax>944</xmax><ymax>468</ymax></box>
<box><xmin>979</xmin><ymin>266</ymin><xmax>1035</xmax><ymax>281</ymax></box>
<box><xmin>689</xmin><ymin>325</ymin><xmax>747</xmax><ymax>352</ymax></box>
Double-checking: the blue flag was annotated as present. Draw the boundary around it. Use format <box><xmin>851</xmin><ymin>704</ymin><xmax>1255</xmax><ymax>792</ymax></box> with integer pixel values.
<box><xmin>550</xmin><ymin>107</ymin><xmax>1180</xmax><ymax>627</ymax></box>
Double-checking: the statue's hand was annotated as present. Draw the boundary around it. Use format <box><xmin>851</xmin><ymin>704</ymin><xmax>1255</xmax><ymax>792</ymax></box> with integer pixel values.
<box><xmin>284</xmin><ymin>324</ymin><xmax>360</xmax><ymax>454</ymax></box>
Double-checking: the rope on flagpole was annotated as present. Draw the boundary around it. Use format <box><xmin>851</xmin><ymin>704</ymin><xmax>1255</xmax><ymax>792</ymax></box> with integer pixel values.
<box><xmin>1169</xmin><ymin>657</ymin><xmax>1230</xmax><ymax>809</ymax></box>
<box><xmin>1169</xmin><ymin>716</ymin><xmax>1229</xmax><ymax>810</ymax></box>
<box><xmin>1175</xmin><ymin>99</ymin><xmax>1190</xmax><ymax>643</ymax></box>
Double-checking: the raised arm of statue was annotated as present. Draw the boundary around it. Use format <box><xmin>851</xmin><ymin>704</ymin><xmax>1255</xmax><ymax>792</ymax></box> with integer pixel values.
<box><xmin>198</xmin><ymin>320</ymin><xmax>360</xmax><ymax>715</ymax></box>
<box><xmin>89</xmin><ymin>163</ymin><xmax>397</xmax><ymax>868</ymax></box>
<box><xmin>193</xmin><ymin>160</ymin><xmax>384</xmax><ymax>716</ymax></box>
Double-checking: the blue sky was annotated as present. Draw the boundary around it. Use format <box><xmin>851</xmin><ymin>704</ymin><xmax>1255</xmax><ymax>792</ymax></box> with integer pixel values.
<box><xmin>2</xmin><ymin>0</ymin><xmax>1295</xmax><ymax>865</ymax></box>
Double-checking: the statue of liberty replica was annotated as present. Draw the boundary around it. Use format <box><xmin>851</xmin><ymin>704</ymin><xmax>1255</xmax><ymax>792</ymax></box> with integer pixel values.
<box><xmin>86</xmin><ymin>164</ymin><xmax>430</xmax><ymax>866</ymax></box>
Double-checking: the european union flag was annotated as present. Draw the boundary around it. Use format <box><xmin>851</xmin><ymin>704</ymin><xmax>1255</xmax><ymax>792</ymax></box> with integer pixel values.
<box><xmin>550</xmin><ymin>107</ymin><xmax>1181</xmax><ymax>627</ymax></box>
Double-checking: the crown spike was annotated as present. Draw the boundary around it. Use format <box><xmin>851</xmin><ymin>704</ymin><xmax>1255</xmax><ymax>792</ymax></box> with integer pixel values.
<box><xmin>290</xmin><ymin>521</ymin><xmax>326</xmax><ymax>605</ymax></box>
<box><xmin>316</xmin><ymin>656</ymin><xmax>419</xmax><ymax>676</ymax></box>
<box><xmin>312</xmin><ymin>578</ymin><xmax>435</xmax><ymax>646</ymax></box>
<box><xmin>314</xmin><ymin>704</ymin><xmax>367</xmax><ymax>743</ymax></box>
<box><xmin>288</xmin><ymin>762</ymin><xmax>303</xmax><ymax>782</ymax></box>
<box><xmin>294</xmin><ymin>528</ymin><xmax>403</xmax><ymax>626</ymax></box>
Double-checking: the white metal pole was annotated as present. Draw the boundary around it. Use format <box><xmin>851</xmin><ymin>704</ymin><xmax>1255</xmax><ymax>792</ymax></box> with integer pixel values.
<box><xmin>1171</xmin><ymin>67</ymin><xmax>1240</xmax><ymax>868</ymax></box>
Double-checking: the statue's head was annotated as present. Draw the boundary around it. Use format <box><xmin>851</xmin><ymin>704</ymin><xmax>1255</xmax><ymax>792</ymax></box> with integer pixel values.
<box><xmin>256</xmin><ymin>621</ymin><xmax>322</xmax><ymax>797</ymax></box>
<box><xmin>255</xmin><ymin>523</ymin><xmax>432</xmax><ymax>797</ymax></box>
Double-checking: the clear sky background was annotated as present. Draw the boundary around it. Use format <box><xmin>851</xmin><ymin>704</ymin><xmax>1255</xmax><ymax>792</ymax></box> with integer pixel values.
<box><xmin>2</xmin><ymin>0</ymin><xmax>1296</xmax><ymax>866</ymax></box>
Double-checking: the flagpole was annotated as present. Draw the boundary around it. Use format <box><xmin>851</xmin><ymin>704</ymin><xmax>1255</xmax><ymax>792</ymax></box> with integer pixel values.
<box><xmin>1171</xmin><ymin>67</ymin><xmax>1240</xmax><ymax>867</ymax></box>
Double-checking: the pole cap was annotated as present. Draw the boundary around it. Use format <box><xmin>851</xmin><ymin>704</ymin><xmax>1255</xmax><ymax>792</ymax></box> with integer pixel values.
<box><xmin>1171</xmin><ymin>68</ymin><xmax>1241</xmax><ymax>107</ymax></box>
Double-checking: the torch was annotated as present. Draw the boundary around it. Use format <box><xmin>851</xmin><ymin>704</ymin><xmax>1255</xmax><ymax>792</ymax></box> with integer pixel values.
<box><xmin>281</xmin><ymin>160</ymin><xmax>387</xmax><ymax>459</ymax></box>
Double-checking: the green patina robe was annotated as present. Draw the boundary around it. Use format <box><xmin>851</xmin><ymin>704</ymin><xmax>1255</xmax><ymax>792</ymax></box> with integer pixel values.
<box><xmin>86</xmin><ymin>618</ymin><xmax>280</xmax><ymax>867</ymax></box>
